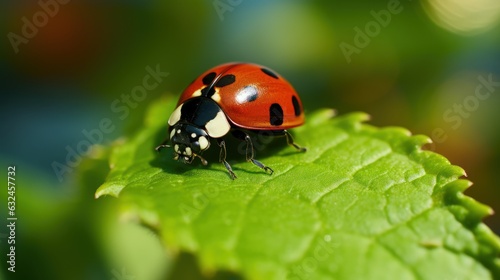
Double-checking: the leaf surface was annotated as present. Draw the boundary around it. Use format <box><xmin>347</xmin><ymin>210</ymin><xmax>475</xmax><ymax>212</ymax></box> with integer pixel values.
<box><xmin>96</xmin><ymin>97</ymin><xmax>500</xmax><ymax>280</ymax></box>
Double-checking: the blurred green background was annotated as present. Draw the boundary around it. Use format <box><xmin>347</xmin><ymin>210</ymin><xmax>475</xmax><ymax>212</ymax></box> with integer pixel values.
<box><xmin>1</xmin><ymin>0</ymin><xmax>499</xmax><ymax>279</ymax></box>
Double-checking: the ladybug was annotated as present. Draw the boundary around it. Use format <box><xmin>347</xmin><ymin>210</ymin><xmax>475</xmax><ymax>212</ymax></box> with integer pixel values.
<box><xmin>156</xmin><ymin>62</ymin><xmax>306</xmax><ymax>179</ymax></box>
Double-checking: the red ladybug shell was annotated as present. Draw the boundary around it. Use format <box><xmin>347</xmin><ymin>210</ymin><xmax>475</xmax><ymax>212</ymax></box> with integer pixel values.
<box><xmin>177</xmin><ymin>62</ymin><xmax>305</xmax><ymax>130</ymax></box>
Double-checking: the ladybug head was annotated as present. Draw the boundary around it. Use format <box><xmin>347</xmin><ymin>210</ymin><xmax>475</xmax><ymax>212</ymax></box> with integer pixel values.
<box><xmin>168</xmin><ymin>122</ymin><xmax>210</xmax><ymax>165</ymax></box>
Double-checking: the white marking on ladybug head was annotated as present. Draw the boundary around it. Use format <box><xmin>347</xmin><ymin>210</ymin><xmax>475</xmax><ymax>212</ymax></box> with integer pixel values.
<box><xmin>191</xmin><ymin>88</ymin><xmax>202</xmax><ymax>98</ymax></box>
<box><xmin>185</xmin><ymin>147</ymin><xmax>192</xmax><ymax>156</ymax></box>
<box><xmin>211</xmin><ymin>89</ymin><xmax>221</xmax><ymax>103</ymax></box>
<box><xmin>198</xmin><ymin>136</ymin><xmax>209</xmax><ymax>150</ymax></box>
<box><xmin>168</xmin><ymin>104</ymin><xmax>183</xmax><ymax>126</ymax></box>
<box><xmin>205</xmin><ymin>111</ymin><xmax>231</xmax><ymax>138</ymax></box>
<box><xmin>177</xmin><ymin>129</ymin><xmax>181</xmax><ymax>134</ymax></box>
<box><xmin>174</xmin><ymin>144</ymin><xmax>179</xmax><ymax>153</ymax></box>
<box><xmin>191</xmin><ymin>133</ymin><xmax>196</xmax><ymax>138</ymax></box>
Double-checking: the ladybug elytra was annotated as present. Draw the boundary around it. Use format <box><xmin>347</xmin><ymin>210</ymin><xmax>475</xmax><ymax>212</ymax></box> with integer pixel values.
<box><xmin>156</xmin><ymin>62</ymin><xmax>306</xmax><ymax>179</ymax></box>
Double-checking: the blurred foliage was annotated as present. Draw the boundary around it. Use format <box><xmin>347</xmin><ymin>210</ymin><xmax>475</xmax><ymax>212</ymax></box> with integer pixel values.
<box><xmin>1</xmin><ymin>0</ymin><xmax>500</xmax><ymax>279</ymax></box>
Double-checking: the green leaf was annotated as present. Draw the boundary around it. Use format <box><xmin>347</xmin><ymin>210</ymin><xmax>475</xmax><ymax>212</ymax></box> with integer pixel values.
<box><xmin>96</xmin><ymin>97</ymin><xmax>500</xmax><ymax>280</ymax></box>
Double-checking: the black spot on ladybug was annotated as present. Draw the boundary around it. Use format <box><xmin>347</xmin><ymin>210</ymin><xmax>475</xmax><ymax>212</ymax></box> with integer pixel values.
<box><xmin>261</xmin><ymin>68</ymin><xmax>279</xmax><ymax>79</ymax></box>
<box><xmin>201</xmin><ymin>86</ymin><xmax>216</xmax><ymax>98</ymax></box>
<box><xmin>269</xmin><ymin>103</ymin><xmax>284</xmax><ymax>126</ymax></box>
<box><xmin>215</xmin><ymin>74</ymin><xmax>236</xmax><ymax>87</ymax></box>
<box><xmin>202</xmin><ymin>72</ymin><xmax>216</xmax><ymax>85</ymax></box>
<box><xmin>292</xmin><ymin>96</ymin><xmax>301</xmax><ymax>116</ymax></box>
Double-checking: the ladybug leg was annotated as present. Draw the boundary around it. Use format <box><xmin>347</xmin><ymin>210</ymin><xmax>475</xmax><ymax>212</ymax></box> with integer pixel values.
<box><xmin>217</xmin><ymin>139</ymin><xmax>237</xmax><ymax>180</ymax></box>
<box><xmin>284</xmin><ymin>130</ymin><xmax>307</xmax><ymax>152</ymax></box>
<box><xmin>242</xmin><ymin>134</ymin><xmax>274</xmax><ymax>175</ymax></box>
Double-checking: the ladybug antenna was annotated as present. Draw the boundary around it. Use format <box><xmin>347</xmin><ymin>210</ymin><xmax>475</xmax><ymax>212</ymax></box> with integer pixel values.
<box><xmin>155</xmin><ymin>143</ymin><xmax>171</xmax><ymax>152</ymax></box>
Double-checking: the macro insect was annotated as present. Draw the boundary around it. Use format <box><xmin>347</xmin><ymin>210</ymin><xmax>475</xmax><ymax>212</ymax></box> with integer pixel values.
<box><xmin>156</xmin><ymin>62</ymin><xmax>306</xmax><ymax>179</ymax></box>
